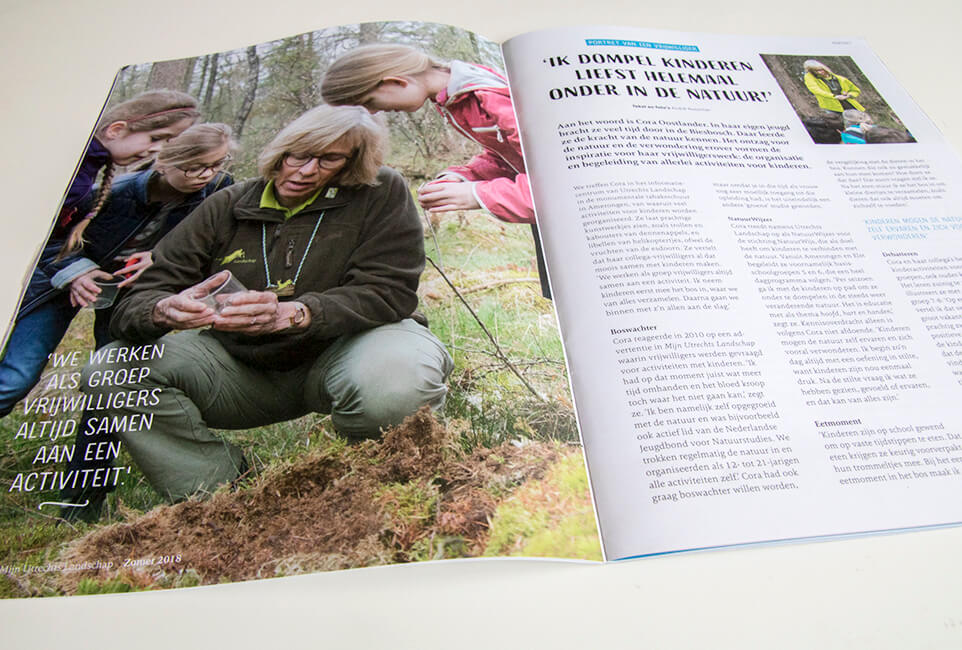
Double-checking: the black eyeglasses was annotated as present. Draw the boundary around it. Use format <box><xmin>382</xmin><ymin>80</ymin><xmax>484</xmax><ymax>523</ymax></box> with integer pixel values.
<box><xmin>175</xmin><ymin>155</ymin><xmax>233</xmax><ymax>178</ymax></box>
<box><xmin>282</xmin><ymin>152</ymin><xmax>351</xmax><ymax>169</ymax></box>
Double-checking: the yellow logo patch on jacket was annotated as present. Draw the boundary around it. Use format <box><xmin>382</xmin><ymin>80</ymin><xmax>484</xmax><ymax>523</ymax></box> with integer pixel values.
<box><xmin>219</xmin><ymin>249</ymin><xmax>256</xmax><ymax>265</ymax></box>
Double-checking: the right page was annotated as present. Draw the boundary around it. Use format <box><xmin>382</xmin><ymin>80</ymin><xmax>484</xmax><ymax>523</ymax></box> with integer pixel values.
<box><xmin>504</xmin><ymin>26</ymin><xmax>962</xmax><ymax>559</ymax></box>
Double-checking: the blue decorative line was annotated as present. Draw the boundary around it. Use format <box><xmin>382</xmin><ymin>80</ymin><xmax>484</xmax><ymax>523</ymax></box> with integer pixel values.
<box><xmin>584</xmin><ymin>39</ymin><xmax>700</xmax><ymax>52</ymax></box>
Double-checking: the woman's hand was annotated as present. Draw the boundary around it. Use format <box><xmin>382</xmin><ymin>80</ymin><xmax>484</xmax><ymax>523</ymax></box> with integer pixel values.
<box><xmin>69</xmin><ymin>269</ymin><xmax>115</xmax><ymax>308</ymax></box>
<box><xmin>151</xmin><ymin>271</ymin><xmax>313</xmax><ymax>335</ymax></box>
<box><xmin>214</xmin><ymin>297</ymin><xmax>312</xmax><ymax>335</ymax></box>
<box><xmin>212</xmin><ymin>291</ymin><xmax>281</xmax><ymax>335</ymax></box>
<box><xmin>152</xmin><ymin>292</ymin><xmax>216</xmax><ymax>330</ymax></box>
<box><xmin>417</xmin><ymin>179</ymin><xmax>481</xmax><ymax>212</ymax></box>
<box><xmin>151</xmin><ymin>274</ymin><xmax>224</xmax><ymax>330</ymax></box>
<box><xmin>117</xmin><ymin>251</ymin><xmax>153</xmax><ymax>287</ymax></box>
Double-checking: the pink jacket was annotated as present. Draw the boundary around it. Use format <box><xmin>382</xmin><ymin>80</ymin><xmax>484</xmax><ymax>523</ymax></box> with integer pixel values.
<box><xmin>432</xmin><ymin>62</ymin><xmax>534</xmax><ymax>224</ymax></box>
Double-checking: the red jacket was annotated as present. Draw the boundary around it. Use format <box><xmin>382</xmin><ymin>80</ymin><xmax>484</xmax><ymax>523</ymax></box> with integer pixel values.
<box><xmin>433</xmin><ymin>62</ymin><xmax>534</xmax><ymax>224</ymax></box>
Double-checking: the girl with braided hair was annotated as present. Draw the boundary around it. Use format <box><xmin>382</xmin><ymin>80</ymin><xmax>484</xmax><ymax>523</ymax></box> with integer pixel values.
<box><xmin>0</xmin><ymin>90</ymin><xmax>199</xmax><ymax>416</ymax></box>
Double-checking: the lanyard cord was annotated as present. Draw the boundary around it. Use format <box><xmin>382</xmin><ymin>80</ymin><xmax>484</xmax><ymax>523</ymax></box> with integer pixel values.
<box><xmin>261</xmin><ymin>211</ymin><xmax>325</xmax><ymax>289</ymax></box>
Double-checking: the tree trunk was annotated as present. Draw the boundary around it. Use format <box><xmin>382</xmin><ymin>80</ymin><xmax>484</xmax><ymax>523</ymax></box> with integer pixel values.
<box><xmin>358</xmin><ymin>22</ymin><xmax>380</xmax><ymax>45</ymax></box>
<box><xmin>203</xmin><ymin>53</ymin><xmax>220</xmax><ymax>111</ymax></box>
<box><xmin>196</xmin><ymin>55</ymin><xmax>211</xmax><ymax>98</ymax></box>
<box><xmin>234</xmin><ymin>46</ymin><xmax>260</xmax><ymax>139</ymax></box>
<box><xmin>468</xmin><ymin>32</ymin><xmax>481</xmax><ymax>62</ymax></box>
<box><xmin>763</xmin><ymin>55</ymin><xmax>816</xmax><ymax>118</ymax></box>
<box><xmin>147</xmin><ymin>59</ymin><xmax>191</xmax><ymax>91</ymax></box>
<box><xmin>180</xmin><ymin>57</ymin><xmax>198</xmax><ymax>96</ymax></box>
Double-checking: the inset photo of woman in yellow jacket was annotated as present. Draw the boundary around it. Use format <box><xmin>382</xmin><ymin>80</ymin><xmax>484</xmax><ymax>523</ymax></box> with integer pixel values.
<box><xmin>803</xmin><ymin>59</ymin><xmax>865</xmax><ymax>115</ymax></box>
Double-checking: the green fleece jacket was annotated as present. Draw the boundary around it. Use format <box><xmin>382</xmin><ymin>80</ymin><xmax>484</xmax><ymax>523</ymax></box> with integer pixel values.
<box><xmin>109</xmin><ymin>167</ymin><xmax>424</xmax><ymax>370</ymax></box>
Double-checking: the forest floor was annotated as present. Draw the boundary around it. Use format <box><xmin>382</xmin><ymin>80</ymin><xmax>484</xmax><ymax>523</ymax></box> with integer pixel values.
<box><xmin>52</xmin><ymin>408</ymin><xmax>596</xmax><ymax>594</ymax></box>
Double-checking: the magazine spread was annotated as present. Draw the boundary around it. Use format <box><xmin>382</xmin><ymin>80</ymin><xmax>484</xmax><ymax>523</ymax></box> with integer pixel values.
<box><xmin>1</xmin><ymin>19</ymin><xmax>960</xmax><ymax>597</ymax></box>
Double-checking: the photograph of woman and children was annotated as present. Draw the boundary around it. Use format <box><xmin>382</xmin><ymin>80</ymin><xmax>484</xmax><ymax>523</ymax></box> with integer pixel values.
<box><xmin>761</xmin><ymin>54</ymin><xmax>915</xmax><ymax>145</ymax></box>
<box><xmin>0</xmin><ymin>21</ymin><xmax>599</xmax><ymax>598</ymax></box>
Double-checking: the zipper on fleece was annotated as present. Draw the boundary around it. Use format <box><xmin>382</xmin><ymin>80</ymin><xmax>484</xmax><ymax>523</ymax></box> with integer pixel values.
<box><xmin>438</xmin><ymin>105</ymin><xmax>519</xmax><ymax>175</ymax></box>
<box><xmin>472</xmin><ymin>125</ymin><xmax>504</xmax><ymax>143</ymax></box>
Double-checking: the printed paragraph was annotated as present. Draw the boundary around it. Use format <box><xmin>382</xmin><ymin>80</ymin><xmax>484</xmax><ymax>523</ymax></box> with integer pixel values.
<box><xmin>559</xmin><ymin>118</ymin><xmax>807</xmax><ymax>171</ymax></box>
<box><xmin>714</xmin><ymin>182</ymin><xmax>830</xmax><ymax>211</ymax></box>
<box><xmin>887</xmin><ymin>252</ymin><xmax>962</xmax><ymax>383</ymax></box>
<box><xmin>609</xmin><ymin>326</ymin><xmax>798</xmax><ymax>505</ymax></box>
<box><xmin>818</xmin><ymin>420</ymin><xmax>962</xmax><ymax>484</ymax></box>
<box><xmin>829</xmin><ymin>159</ymin><xmax>947</xmax><ymax>210</ymax></box>
<box><xmin>576</xmin><ymin>180</ymin><xmax>738</xmax><ymax>316</ymax></box>
<box><xmin>731</xmin><ymin>218</ymin><xmax>928</xmax><ymax>404</ymax></box>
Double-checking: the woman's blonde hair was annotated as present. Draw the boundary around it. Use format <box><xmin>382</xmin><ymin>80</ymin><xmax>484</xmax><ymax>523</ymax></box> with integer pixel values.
<box><xmin>321</xmin><ymin>44</ymin><xmax>446</xmax><ymax>106</ymax></box>
<box><xmin>155</xmin><ymin>122</ymin><xmax>236</xmax><ymax>170</ymax></box>
<box><xmin>59</xmin><ymin>90</ymin><xmax>201</xmax><ymax>259</ymax></box>
<box><xmin>257</xmin><ymin>104</ymin><xmax>387</xmax><ymax>187</ymax></box>
<box><xmin>803</xmin><ymin>60</ymin><xmax>833</xmax><ymax>75</ymax></box>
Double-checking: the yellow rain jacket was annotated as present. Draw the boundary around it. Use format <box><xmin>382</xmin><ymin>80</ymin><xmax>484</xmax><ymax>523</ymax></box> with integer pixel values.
<box><xmin>804</xmin><ymin>73</ymin><xmax>865</xmax><ymax>112</ymax></box>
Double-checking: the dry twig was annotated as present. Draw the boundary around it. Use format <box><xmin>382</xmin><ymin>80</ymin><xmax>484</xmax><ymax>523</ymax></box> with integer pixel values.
<box><xmin>426</xmin><ymin>257</ymin><xmax>547</xmax><ymax>404</ymax></box>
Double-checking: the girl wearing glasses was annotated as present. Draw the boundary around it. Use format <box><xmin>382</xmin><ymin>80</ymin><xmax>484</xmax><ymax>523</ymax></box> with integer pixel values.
<box><xmin>0</xmin><ymin>123</ymin><xmax>234</xmax><ymax>417</ymax></box>
<box><xmin>64</xmin><ymin>122</ymin><xmax>236</xmax><ymax>334</ymax></box>
<box><xmin>0</xmin><ymin>91</ymin><xmax>200</xmax><ymax>417</ymax></box>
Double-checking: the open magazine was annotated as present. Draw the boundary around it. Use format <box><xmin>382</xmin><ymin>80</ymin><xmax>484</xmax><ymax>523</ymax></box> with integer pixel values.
<box><xmin>2</xmin><ymin>20</ymin><xmax>961</xmax><ymax>597</ymax></box>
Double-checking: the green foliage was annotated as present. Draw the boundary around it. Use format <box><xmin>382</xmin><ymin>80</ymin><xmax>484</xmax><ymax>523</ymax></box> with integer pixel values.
<box><xmin>420</xmin><ymin>210</ymin><xmax>575</xmax><ymax>449</ymax></box>
<box><xmin>516</xmin><ymin>509</ymin><xmax>601</xmax><ymax>560</ymax></box>
<box><xmin>75</xmin><ymin>577</ymin><xmax>140</xmax><ymax>595</ymax></box>
<box><xmin>484</xmin><ymin>452</ymin><xmax>602</xmax><ymax>561</ymax></box>
<box><xmin>376</xmin><ymin>480</ymin><xmax>441</xmax><ymax>562</ymax></box>
<box><xmin>376</xmin><ymin>480</ymin><xmax>439</xmax><ymax>523</ymax></box>
<box><xmin>156</xmin><ymin>568</ymin><xmax>203</xmax><ymax>589</ymax></box>
<box><xmin>221</xmin><ymin>413</ymin><xmax>329</xmax><ymax>473</ymax></box>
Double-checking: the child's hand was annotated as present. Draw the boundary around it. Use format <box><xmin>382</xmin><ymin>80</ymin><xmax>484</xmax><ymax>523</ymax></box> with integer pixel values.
<box><xmin>418</xmin><ymin>180</ymin><xmax>481</xmax><ymax>212</ymax></box>
<box><xmin>69</xmin><ymin>269</ymin><xmax>115</xmax><ymax>308</ymax></box>
<box><xmin>117</xmin><ymin>251</ymin><xmax>153</xmax><ymax>287</ymax></box>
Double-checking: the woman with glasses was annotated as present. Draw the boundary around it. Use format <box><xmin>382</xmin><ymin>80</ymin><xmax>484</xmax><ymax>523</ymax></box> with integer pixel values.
<box><xmin>0</xmin><ymin>123</ymin><xmax>234</xmax><ymax>420</ymax></box>
<box><xmin>62</xmin><ymin>105</ymin><xmax>452</xmax><ymax>516</ymax></box>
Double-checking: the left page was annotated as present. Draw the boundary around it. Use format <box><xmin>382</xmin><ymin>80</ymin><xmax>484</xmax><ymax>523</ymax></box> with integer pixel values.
<box><xmin>0</xmin><ymin>20</ymin><xmax>600</xmax><ymax>598</ymax></box>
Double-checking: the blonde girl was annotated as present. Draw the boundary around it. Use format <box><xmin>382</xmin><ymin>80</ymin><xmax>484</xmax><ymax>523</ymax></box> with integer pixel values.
<box><xmin>322</xmin><ymin>44</ymin><xmax>534</xmax><ymax>224</ymax></box>
<box><xmin>322</xmin><ymin>44</ymin><xmax>551</xmax><ymax>297</ymax></box>
<box><xmin>0</xmin><ymin>89</ymin><xmax>199</xmax><ymax>417</ymax></box>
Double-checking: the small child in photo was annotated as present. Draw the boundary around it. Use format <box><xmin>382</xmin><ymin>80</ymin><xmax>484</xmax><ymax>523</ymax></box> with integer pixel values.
<box><xmin>841</xmin><ymin>109</ymin><xmax>873</xmax><ymax>144</ymax></box>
